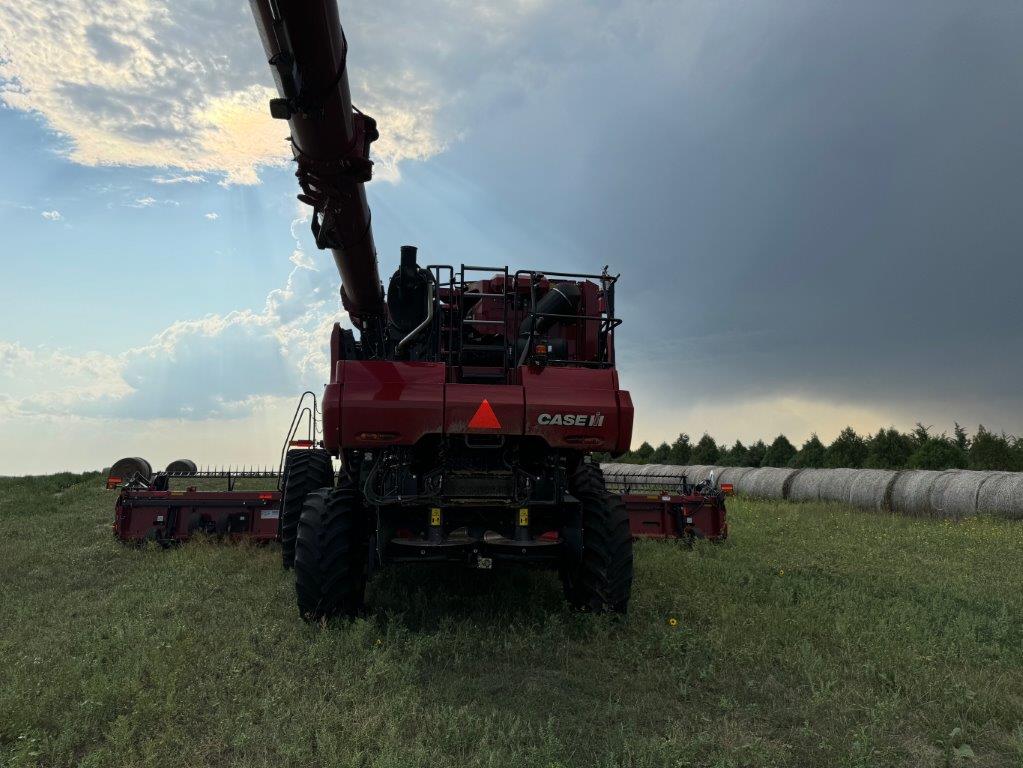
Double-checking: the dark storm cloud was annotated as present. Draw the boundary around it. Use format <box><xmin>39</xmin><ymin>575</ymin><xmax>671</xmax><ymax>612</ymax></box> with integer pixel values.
<box><xmin>429</xmin><ymin>0</ymin><xmax>1023</xmax><ymax>425</ymax></box>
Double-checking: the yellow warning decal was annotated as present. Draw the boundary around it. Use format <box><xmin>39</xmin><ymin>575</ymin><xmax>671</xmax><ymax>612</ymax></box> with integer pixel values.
<box><xmin>518</xmin><ymin>508</ymin><xmax>529</xmax><ymax>526</ymax></box>
<box><xmin>430</xmin><ymin>508</ymin><xmax>442</xmax><ymax>526</ymax></box>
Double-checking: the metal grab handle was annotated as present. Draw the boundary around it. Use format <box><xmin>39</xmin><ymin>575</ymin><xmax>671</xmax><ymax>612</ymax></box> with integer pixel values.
<box><xmin>396</xmin><ymin>277</ymin><xmax>435</xmax><ymax>352</ymax></box>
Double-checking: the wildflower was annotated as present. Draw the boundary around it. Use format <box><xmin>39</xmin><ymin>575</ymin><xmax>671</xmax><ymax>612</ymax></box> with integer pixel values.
<box><xmin>668</xmin><ymin>617</ymin><xmax>678</xmax><ymax>627</ymax></box>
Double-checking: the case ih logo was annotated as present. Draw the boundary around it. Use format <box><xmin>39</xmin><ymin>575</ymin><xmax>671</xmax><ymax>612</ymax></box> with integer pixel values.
<box><xmin>537</xmin><ymin>412</ymin><xmax>605</xmax><ymax>427</ymax></box>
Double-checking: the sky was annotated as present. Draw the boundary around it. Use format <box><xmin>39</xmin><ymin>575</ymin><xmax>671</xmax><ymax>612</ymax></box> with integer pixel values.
<box><xmin>1</xmin><ymin>0</ymin><xmax>1021</xmax><ymax>474</ymax></box>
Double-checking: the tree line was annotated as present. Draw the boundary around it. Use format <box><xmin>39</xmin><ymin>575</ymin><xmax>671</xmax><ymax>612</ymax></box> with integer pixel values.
<box><xmin>599</xmin><ymin>424</ymin><xmax>1023</xmax><ymax>472</ymax></box>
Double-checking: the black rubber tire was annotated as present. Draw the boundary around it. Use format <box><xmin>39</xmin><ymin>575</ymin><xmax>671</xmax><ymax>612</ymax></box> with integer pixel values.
<box><xmin>280</xmin><ymin>449</ymin><xmax>334</xmax><ymax>569</ymax></box>
<box><xmin>561</xmin><ymin>463</ymin><xmax>634</xmax><ymax>614</ymax></box>
<box><xmin>294</xmin><ymin>484</ymin><xmax>368</xmax><ymax>621</ymax></box>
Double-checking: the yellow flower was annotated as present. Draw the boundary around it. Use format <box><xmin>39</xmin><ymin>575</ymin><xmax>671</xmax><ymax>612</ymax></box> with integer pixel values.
<box><xmin>668</xmin><ymin>617</ymin><xmax>678</xmax><ymax>627</ymax></box>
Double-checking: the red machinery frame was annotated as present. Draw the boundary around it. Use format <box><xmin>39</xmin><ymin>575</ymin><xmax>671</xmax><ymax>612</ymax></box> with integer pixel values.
<box><xmin>113</xmin><ymin>468</ymin><xmax>727</xmax><ymax>546</ymax></box>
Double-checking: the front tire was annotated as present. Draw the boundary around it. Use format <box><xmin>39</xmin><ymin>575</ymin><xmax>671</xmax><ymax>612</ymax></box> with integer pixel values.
<box><xmin>280</xmin><ymin>449</ymin><xmax>334</xmax><ymax>569</ymax></box>
<box><xmin>561</xmin><ymin>463</ymin><xmax>633</xmax><ymax>614</ymax></box>
<box><xmin>294</xmin><ymin>484</ymin><xmax>368</xmax><ymax>621</ymax></box>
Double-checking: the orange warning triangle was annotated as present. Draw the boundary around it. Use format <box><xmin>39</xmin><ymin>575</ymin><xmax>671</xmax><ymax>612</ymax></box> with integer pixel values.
<box><xmin>468</xmin><ymin>398</ymin><xmax>502</xmax><ymax>429</ymax></box>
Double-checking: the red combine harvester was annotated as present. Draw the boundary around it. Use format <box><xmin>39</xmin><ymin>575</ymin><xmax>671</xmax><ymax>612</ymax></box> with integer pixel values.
<box><xmin>110</xmin><ymin>0</ymin><xmax>724</xmax><ymax>621</ymax></box>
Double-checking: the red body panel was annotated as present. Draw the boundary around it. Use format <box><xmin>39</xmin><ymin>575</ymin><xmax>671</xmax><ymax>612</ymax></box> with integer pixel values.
<box><xmin>521</xmin><ymin>367</ymin><xmax>624</xmax><ymax>450</ymax></box>
<box><xmin>114</xmin><ymin>489</ymin><xmax>281</xmax><ymax>543</ymax></box>
<box><xmin>625</xmin><ymin>492</ymin><xmax>729</xmax><ymax>541</ymax></box>
<box><xmin>445</xmin><ymin>384</ymin><xmax>524</xmax><ymax>435</ymax></box>
<box><xmin>323</xmin><ymin>360</ymin><xmax>633</xmax><ymax>454</ymax></box>
<box><xmin>332</xmin><ymin>361</ymin><xmax>446</xmax><ymax>449</ymax></box>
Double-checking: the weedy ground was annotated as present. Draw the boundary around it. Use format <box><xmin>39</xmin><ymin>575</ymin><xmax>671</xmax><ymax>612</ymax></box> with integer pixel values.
<box><xmin>1</xmin><ymin>473</ymin><xmax>1021</xmax><ymax>768</ymax></box>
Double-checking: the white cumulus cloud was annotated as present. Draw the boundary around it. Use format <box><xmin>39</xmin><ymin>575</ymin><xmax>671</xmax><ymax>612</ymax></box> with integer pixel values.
<box><xmin>0</xmin><ymin>0</ymin><xmax>643</xmax><ymax>186</ymax></box>
<box><xmin>40</xmin><ymin>209</ymin><xmax>62</xmax><ymax>221</ymax></box>
<box><xmin>204</xmin><ymin>212</ymin><xmax>219</xmax><ymax>221</ymax></box>
<box><xmin>151</xmin><ymin>174</ymin><xmax>207</xmax><ymax>185</ymax></box>
<box><xmin>1</xmin><ymin>208</ymin><xmax>342</xmax><ymax>422</ymax></box>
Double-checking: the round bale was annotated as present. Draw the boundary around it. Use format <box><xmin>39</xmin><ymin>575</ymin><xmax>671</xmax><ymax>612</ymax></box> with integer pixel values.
<box><xmin>975</xmin><ymin>472</ymin><xmax>1016</xmax><ymax>516</ymax></box>
<box><xmin>787</xmin><ymin>469</ymin><xmax>827</xmax><ymax>502</ymax></box>
<box><xmin>718</xmin><ymin>466</ymin><xmax>757</xmax><ymax>489</ymax></box>
<box><xmin>817</xmin><ymin>468</ymin><xmax>861</xmax><ymax>505</ymax></box>
<box><xmin>687</xmin><ymin>465</ymin><xmax>723</xmax><ymax>484</ymax></box>
<box><xmin>990</xmin><ymin>473</ymin><xmax>1023</xmax><ymax>519</ymax></box>
<box><xmin>108</xmin><ymin>457</ymin><xmax>152</xmax><ymax>486</ymax></box>
<box><xmin>737</xmin><ymin>467</ymin><xmax>797</xmax><ymax>500</ymax></box>
<box><xmin>166</xmin><ymin>459</ymin><xmax>198</xmax><ymax>475</ymax></box>
<box><xmin>890</xmin><ymin>470</ymin><xmax>956</xmax><ymax>518</ymax></box>
<box><xmin>936</xmin><ymin>471</ymin><xmax>998</xmax><ymax>520</ymax></box>
<box><xmin>846</xmin><ymin>469</ymin><xmax>900</xmax><ymax>511</ymax></box>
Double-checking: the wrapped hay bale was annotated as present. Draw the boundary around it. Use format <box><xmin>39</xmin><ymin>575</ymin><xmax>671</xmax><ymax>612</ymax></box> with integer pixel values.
<box><xmin>787</xmin><ymin>469</ymin><xmax>827</xmax><ymax>502</ymax></box>
<box><xmin>718</xmin><ymin>466</ymin><xmax>757</xmax><ymax>489</ymax></box>
<box><xmin>107</xmin><ymin>457</ymin><xmax>152</xmax><ymax>486</ymax></box>
<box><xmin>975</xmin><ymin>473</ymin><xmax>1015</xmax><ymax>517</ymax></box>
<box><xmin>687</xmin><ymin>465</ymin><xmax>723</xmax><ymax>484</ymax></box>
<box><xmin>988</xmin><ymin>473</ymin><xmax>1023</xmax><ymax>519</ymax></box>
<box><xmin>935</xmin><ymin>471</ymin><xmax>995</xmax><ymax>519</ymax></box>
<box><xmin>166</xmin><ymin>459</ymin><xmax>197</xmax><ymax>475</ymax></box>
<box><xmin>890</xmin><ymin>470</ymin><xmax>956</xmax><ymax>517</ymax></box>
<box><xmin>846</xmin><ymin>469</ymin><xmax>900</xmax><ymax>511</ymax></box>
<box><xmin>818</xmin><ymin>468</ymin><xmax>860</xmax><ymax>505</ymax></box>
<box><xmin>737</xmin><ymin>467</ymin><xmax>798</xmax><ymax>500</ymax></box>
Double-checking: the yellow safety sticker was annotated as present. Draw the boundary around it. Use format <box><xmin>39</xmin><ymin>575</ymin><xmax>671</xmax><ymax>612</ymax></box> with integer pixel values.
<box><xmin>430</xmin><ymin>508</ymin><xmax>442</xmax><ymax>526</ymax></box>
<box><xmin>518</xmin><ymin>508</ymin><xmax>529</xmax><ymax>526</ymax></box>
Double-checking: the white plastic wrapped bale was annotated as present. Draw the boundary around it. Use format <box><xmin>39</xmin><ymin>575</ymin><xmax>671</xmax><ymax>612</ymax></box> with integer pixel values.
<box><xmin>629</xmin><ymin>463</ymin><xmax>687</xmax><ymax>477</ymax></box>
<box><xmin>687</xmin><ymin>465</ymin><xmax>723</xmax><ymax>484</ymax></box>
<box><xmin>717</xmin><ymin>466</ymin><xmax>757</xmax><ymax>489</ymax></box>
<box><xmin>937</xmin><ymin>471</ymin><xmax>1000</xmax><ymax>520</ymax></box>
<box><xmin>890</xmin><ymin>470</ymin><xmax>957</xmax><ymax>517</ymax></box>
<box><xmin>846</xmin><ymin>469</ymin><xmax>900</xmax><ymax>511</ymax></box>
<box><xmin>985</xmin><ymin>473</ymin><xmax>1023</xmax><ymax>519</ymax></box>
<box><xmin>975</xmin><ymin>473</ymin><xmax>1016</xmax><ymax>517</ymax></box>
<box><xmin>817</xmin><ymin>468</ymin><xmax>860</xmax><ymax>505</ymax></box>
<box><xmin>736</xmin><ymin>467</ymin><xmax>798</xmax><ymax>500</ymax></box>
<box><xmin>786</xmin><ymin>469</ymin><xmax>826</xmax><ymax>502</ymax></box>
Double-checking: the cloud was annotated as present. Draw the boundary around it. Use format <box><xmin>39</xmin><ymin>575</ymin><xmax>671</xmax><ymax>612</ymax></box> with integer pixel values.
<box><xmin>1</xmin><ymin>209</ymin><xmax>342</xmax><ymax>422</ymax></box>
<box><xmin>0</xmin><ymin>0</ymin><xmax>641</xmax><ymax>185</ymax></box>
<box><xmin>151</xmin><ymin>174</ymin><xmax>206</xmax><ymax>185</ymax></box>
<box><xmin>40</xmin><ymin>210</ymin><xmax>62</xmax><ymax>221</ymax></box>
<box><xmin>204</xmin><ymin>212</ymin><xmax>219</xmax><ymax>220</ymax></box>
<box><xmin>0</xmin><ymin>0</ymin><xmax>483</xmax><ymax>184</ymax></box>
<box><xmin>131</xmin><ymin>196</ymin><xmax>156</xmax><ymax>208</ymax></box>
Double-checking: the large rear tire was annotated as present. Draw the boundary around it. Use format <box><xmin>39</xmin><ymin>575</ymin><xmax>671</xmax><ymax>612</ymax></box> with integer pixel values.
<box><xmin>561</xmin><ymin>463</ymin><xmax>633</xmax><ymax>614</ymax></box>
<box><xmin>294</xmin><ymin>484</ymin><xmax>368</xmax><ymax>621</ymax></box>
<box><xmin>280</xmin><ymin>449</ymin><xmax>334</xmax><ymax>569</ymax></box>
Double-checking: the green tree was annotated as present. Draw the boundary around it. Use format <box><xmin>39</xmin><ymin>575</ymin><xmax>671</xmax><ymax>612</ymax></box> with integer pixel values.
<box><xmin>864</xmin><ymin>427</ymin><xmax>914</xmax><ymax>469</ymax></box>
<box><xmin>691</xmin><ymin>433</ymin><xmax>720</xmax><ymax>464</ymax></box>
<box><xmin>629</xmin><ymin>441</ymin><xmax>654</xmax><ymax>464</ymax></box>
<box><xmin>718</xmin><ymin>440</ymin><xmax>747</xmax><ymax>467</ymax></box>
<box><xmin>953</xmin><ymin>422</ymin><xmax>970</xmax><ymax>452</ymax></box>
<box><xmin>824</xmin><ymin>427</ymin><xmax>868</xmax><ymax>468</ymax></box>
<box><xmin>650</xmin><ymin>442</ymin><xmax>671</xmax><ymax>464</ymax></box>
<box><xmin>907</xmin><ymin>437</ymin><xmax>967</xmax><ymax>470</ymax></box>
<box><xmin>746</xmin><ymin>439</ymin><xmax>768</xmax><ymax>468</ymax></box>
<box><xmin>968</xmin><ymin>425</ymin><xmax>1016</xmax><ymax>471</ymax></box>
<box><xmin>762</xmin><ymin>435</ymin><xmax>796</xmax><ymax>467</ymax></box>
<box><xmin>790</xmin><ymin>434</ymin><xmax>827</xmax><ymax>468</ymax></box>
<box><xmin>667</xmin><ymin>433</ymin><xmax>691</xmax><ymax>465</ymax></box>
<box><xmin>910</xmin><ymin>423</ymin><xmax>932</xmax><ymax>447</ymax></box>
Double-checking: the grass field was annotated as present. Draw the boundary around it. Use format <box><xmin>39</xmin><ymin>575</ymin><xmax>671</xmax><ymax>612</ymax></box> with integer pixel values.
<box><xmin>1</xmin><ymin>473</ymin><xmax>1022</xmax><ymax>768</ymax></box>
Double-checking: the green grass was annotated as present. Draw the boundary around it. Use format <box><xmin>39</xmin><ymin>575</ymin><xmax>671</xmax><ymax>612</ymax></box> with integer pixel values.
<box><xmin>1</xmin><ymin>474</ymin><xmax>1022</xmax><ymax>768</ymax></box>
